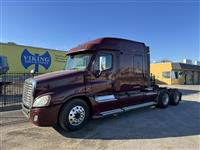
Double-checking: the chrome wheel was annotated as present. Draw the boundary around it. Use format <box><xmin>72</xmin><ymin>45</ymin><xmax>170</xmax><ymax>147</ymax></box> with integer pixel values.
<box><xmin>162</xmin><ymin>93</ymin><xmax>169</xmax><ymax>106</ymax></box>
<box><xmin>68</xmin><ymin>106</ymin><xmax>85</xmax><ymax>126</ymax></box>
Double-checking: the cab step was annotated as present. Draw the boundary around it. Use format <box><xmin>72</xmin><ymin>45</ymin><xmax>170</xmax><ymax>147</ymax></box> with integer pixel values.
<box><xmin>93</xmin><ymin>101</ymin><xmax>157</xmax><ymax>119</ymax></box>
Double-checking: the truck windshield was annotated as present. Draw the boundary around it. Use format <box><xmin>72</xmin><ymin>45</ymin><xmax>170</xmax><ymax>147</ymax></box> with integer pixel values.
<box><xmin>65</xmin><ymin>53</ymin><xmax>92</xmax><ymax>71</ymax></box>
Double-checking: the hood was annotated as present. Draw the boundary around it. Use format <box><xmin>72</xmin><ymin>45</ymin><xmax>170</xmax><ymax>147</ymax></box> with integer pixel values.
<box><xmin>34</xmin><ymin>70</ymin><xmax>83</xmax><ymax>82</ymax></box>
<box><xmin>33</xmin><ymin>70</ymin><xmax>86</xmax><ymax>93</ymax></box>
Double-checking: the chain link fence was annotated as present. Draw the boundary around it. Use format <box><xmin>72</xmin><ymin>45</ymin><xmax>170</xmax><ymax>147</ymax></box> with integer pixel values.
<box><xmin>0</xmin><ymin>73</ymin><xmax>41</xmax><ymax>107</ymax></box>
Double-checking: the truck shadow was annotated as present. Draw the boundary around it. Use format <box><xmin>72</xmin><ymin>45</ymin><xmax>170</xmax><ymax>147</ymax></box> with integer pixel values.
<box><xmin>178</xmin><ymin>89</ymin><xmax>199</xmax><ymax>96</ymax></box>
<box><xmin>54</xmin><ymin>100</ymin><xmax>200</xmax><ymax>140</ymax></box>
<box><xmin>159</xmin><ymin>86</ymin><xmax>200</xmax><ymax>96</ymax></box>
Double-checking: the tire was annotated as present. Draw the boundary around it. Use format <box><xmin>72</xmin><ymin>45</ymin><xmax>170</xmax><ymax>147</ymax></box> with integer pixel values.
<box><xmin>169</xmin><ymin>89</ymin><xmax>181</xmax><ymax>105</ymax></box>
<box><xmin>157</xmin><ymin>89</ymin><xmax>170</xmax><ymax>108</ymax></box>
<box><xmin>59</xmin><ymin>98</ymin><xmax>90</xmax><ymax>131</ymax></box>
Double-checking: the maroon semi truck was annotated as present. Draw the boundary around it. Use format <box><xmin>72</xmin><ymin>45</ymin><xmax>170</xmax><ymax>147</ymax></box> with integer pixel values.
<box><xmin>22</xmin><ymin>37</ymin><xmax>181</xmax><ymax>131</ymax></box>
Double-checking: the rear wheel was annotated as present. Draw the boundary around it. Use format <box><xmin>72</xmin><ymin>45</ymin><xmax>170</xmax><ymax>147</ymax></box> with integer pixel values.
<box><xmin>170</xmin><ymin>89</ymin><xmax>181</xmax><ymax>105</ymax></box>
<box><xmin>59</xmin><ymin>98</ymin><xmax>90</xmax><ymax>131</ymax></box>
<box><xmin>157</xmin><ymin>89</ymin><xmax>170</xmax><ymax>108</ymax></box>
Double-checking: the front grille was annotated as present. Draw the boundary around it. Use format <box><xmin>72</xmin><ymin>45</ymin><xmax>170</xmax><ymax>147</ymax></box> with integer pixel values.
<box><xmin>22</xmin><ymin>79</ymin><xmax>34</xmax><ymax>108</ymax></box>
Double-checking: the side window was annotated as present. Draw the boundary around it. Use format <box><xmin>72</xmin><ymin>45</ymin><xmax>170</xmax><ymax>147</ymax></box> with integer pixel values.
<box><xmin>133</xmin><ymin>55</ymin><xmax>143</xmax><ymax>73</ymax></box>
<box><xmin>95</xmin><ymin>53</ymin><xmax>112</xmax><ymax>72</ymax></box>
<box><xmin>162</xmin><ymin>71</ymin><xmax>171</xmax><ymax>78</ymax></box>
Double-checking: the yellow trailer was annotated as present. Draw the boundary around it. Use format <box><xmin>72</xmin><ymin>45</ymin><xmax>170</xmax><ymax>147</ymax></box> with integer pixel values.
<box><xmin>0</xmin><ymin>42</ymin><xmax>67</xmax><ymax>73</ymax></box>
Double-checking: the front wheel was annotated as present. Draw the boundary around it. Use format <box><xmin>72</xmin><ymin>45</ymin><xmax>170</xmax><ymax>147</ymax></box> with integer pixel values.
<box><xmin>59</xmin><ymin>99</ymin><xmax>90</xmax><ymax>131</ymax></box>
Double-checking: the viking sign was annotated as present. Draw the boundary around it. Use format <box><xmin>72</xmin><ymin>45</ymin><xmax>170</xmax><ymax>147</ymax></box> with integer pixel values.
<box><xmin>21</xmin><ymin>49</ymin><xmax>51</xmax><ymax>72</ymax></box>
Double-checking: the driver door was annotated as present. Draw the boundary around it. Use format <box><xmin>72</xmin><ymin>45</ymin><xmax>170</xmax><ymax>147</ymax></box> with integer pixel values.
<box><xmin>88</xmin><ymin>52</ymin><xmax>118</xmax><ymax>112</ymax></box>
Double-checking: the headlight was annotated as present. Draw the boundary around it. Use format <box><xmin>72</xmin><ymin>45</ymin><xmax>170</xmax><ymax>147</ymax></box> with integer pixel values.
<box><xmin>33</xmin><ymin>95</ymin><xmax>51</xmax><ymax>107</ymax></box>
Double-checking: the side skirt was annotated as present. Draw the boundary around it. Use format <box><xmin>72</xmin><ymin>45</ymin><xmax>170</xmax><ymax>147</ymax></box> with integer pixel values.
<box><xmin>92</xmin><ymin>101</ymin><xmax>157</xmax><ymax>119</ymax></box>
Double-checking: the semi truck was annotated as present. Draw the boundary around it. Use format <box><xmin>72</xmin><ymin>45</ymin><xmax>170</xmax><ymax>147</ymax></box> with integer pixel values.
<box><xmin>0</xmin><ymin>56</ymin><xmax>9</xmax><ymax>94</ymax></box>
<box><xmin>0</xmin><ymin>56</ymin><xmax>9</xmax><ymax>75</ymax></box>
<box><xmin>22</xmin><ymin>37</ymin><xmax>182</xmax><ymax>131</ymax></box>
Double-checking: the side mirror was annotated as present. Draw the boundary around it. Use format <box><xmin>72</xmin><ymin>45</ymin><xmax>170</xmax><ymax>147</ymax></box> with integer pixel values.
<box><xmin>93</xmin><ymin>55</ymin><xmax>106</xmax><ymax>77</ymax></box>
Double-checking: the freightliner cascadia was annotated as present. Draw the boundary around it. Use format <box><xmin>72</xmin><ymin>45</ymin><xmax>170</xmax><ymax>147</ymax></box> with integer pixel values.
<box><xmin>22</xmin><ymin>38</ymin><xmax>182</xmax><ymax>131</ymax></box>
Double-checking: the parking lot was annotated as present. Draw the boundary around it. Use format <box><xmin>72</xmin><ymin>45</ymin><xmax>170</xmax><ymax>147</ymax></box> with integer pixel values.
<box><xmin>0</xmin><ymin>85</ymin><xmax>200</xmax><ymax>150</ymax></box>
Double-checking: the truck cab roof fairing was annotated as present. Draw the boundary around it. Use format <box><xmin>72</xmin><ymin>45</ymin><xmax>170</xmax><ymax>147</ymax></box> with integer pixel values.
<box><xmin>66</xmin><ymin>37</ymin><xmax>148</xmax><ymax>55</ymax></box>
